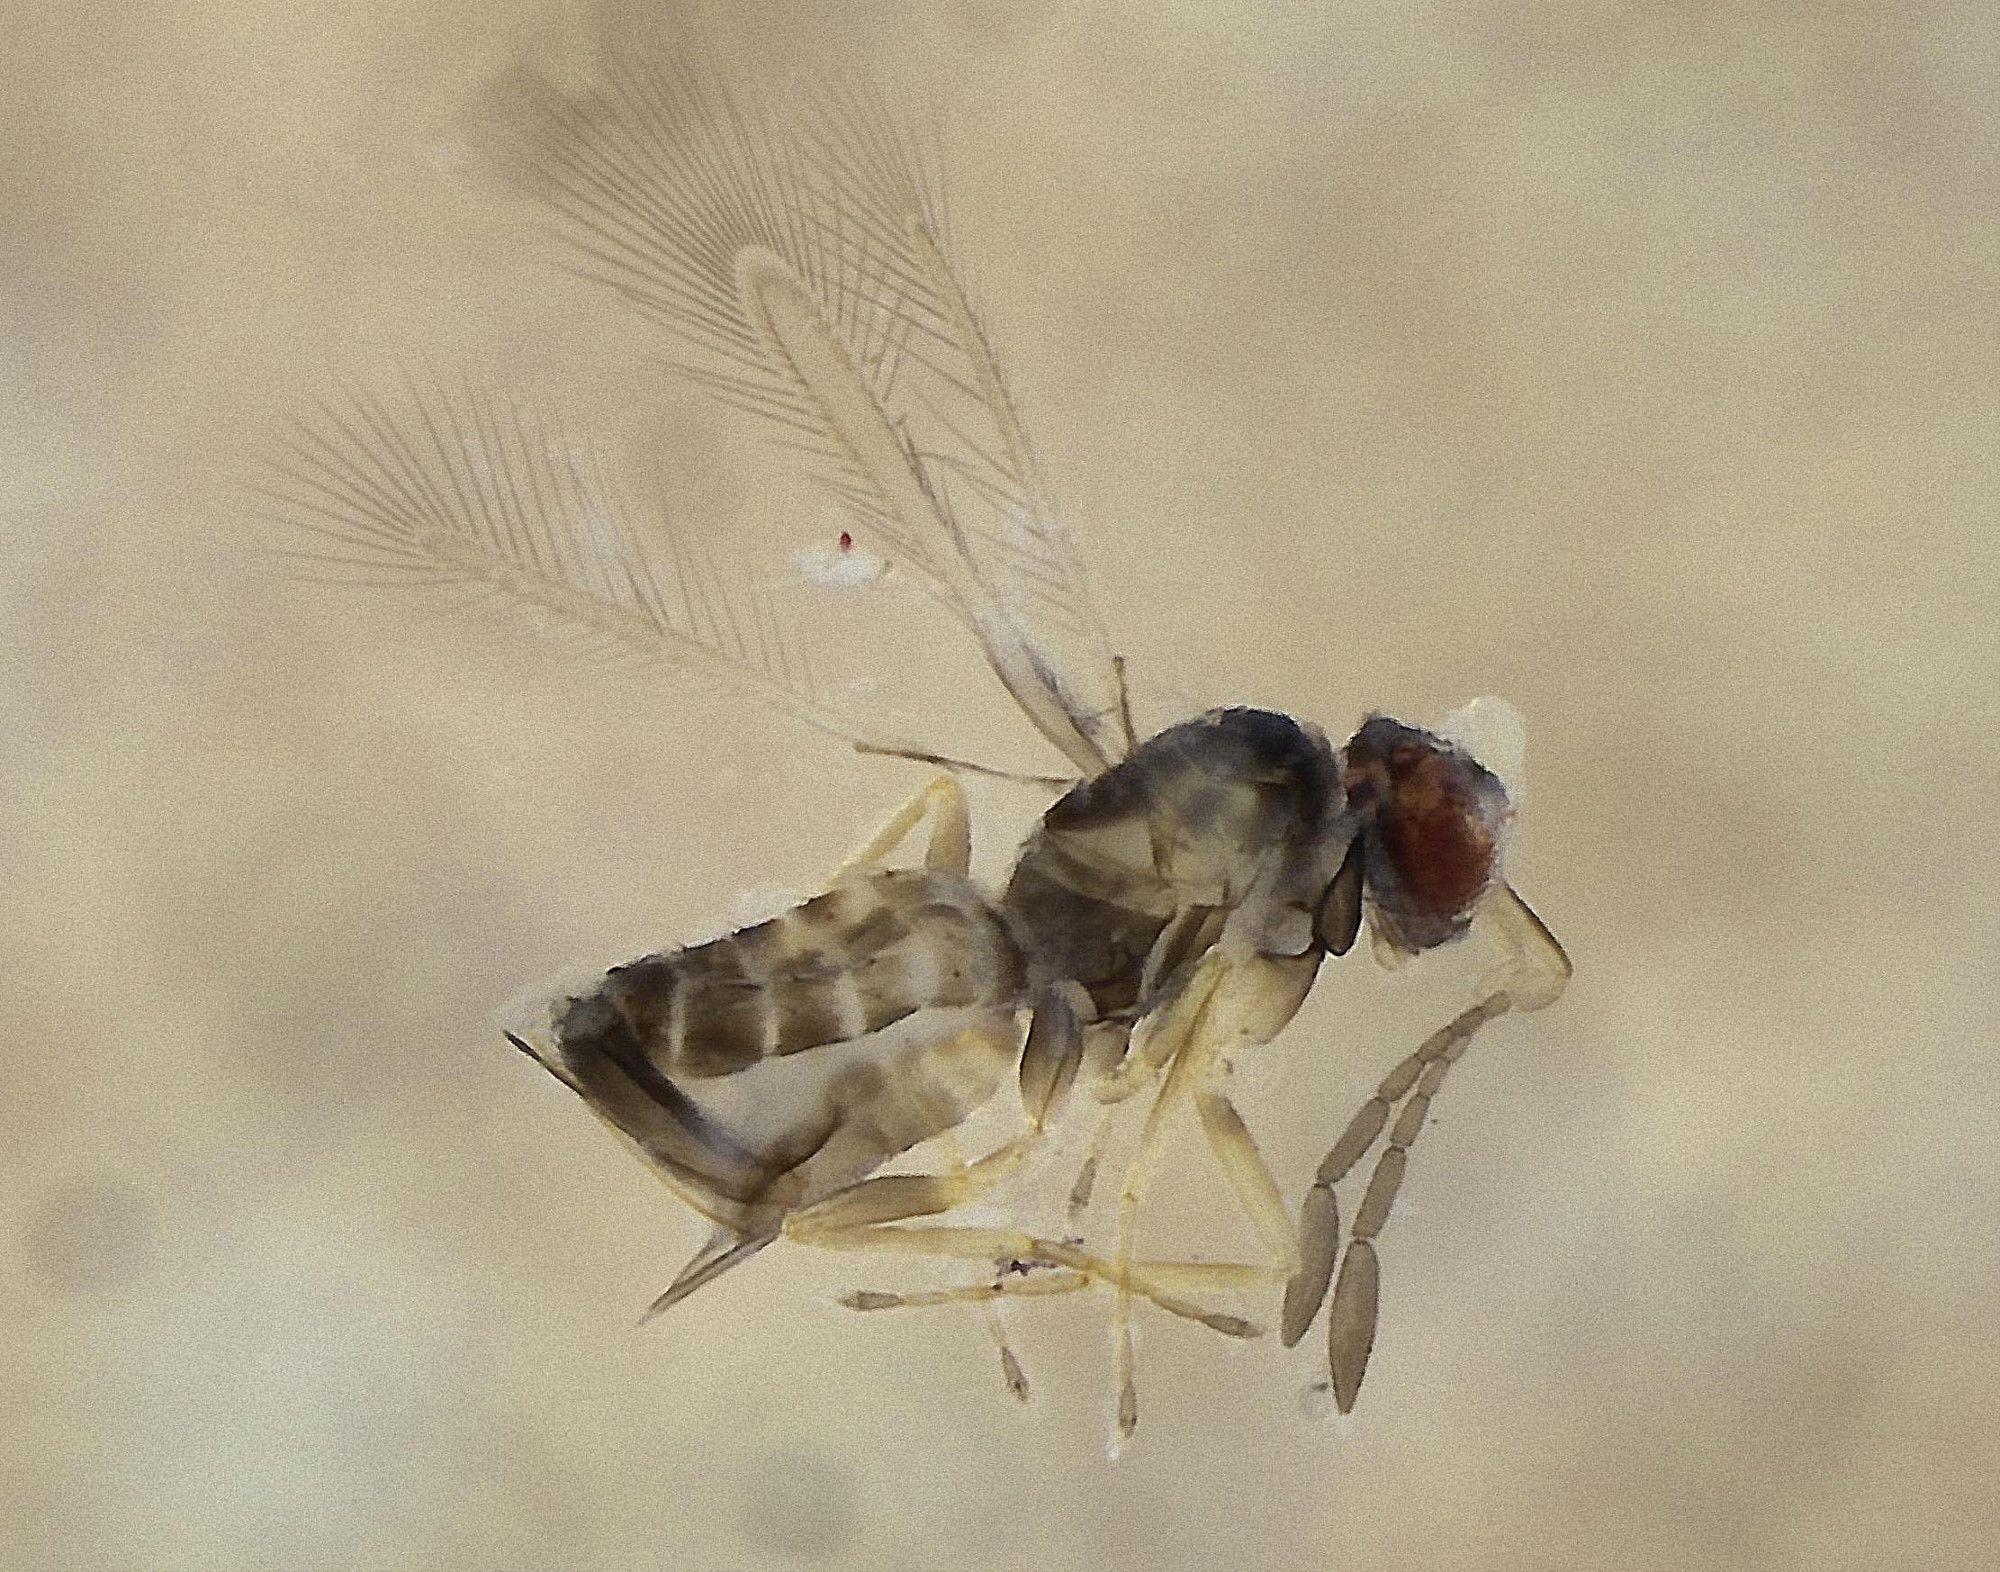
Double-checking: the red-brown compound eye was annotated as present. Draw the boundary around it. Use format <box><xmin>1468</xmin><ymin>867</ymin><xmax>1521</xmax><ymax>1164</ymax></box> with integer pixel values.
<box><xmin>1342</xmin><ymin>716</ymin><xmax>1511</xmax><ymax>953</ymax></box>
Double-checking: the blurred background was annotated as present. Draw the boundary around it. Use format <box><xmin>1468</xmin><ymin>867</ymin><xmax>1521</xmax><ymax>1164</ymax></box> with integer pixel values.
<box><xmin>5</xmin><ymin>1</ymin><xmax>1996</xmax><ymax>1567</ymax></box>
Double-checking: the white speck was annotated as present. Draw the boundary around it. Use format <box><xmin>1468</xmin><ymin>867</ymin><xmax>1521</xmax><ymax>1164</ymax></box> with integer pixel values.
<box><xmin>794</xmin><ymin>538</ymin><xmax>887</xmax><ymax>589</ymax></box>
<box><xmin>1440</xmin><ymin>694</ymin><xmax>1528</xmax><ymax>803</ymax></box>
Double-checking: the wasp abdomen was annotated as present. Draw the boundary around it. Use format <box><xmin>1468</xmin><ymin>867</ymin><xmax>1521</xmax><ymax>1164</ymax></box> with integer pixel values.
<box><xmin>559</xmin><ymin>870</ymin><xmax>1026</xmax><ymax>1085</ymax></box>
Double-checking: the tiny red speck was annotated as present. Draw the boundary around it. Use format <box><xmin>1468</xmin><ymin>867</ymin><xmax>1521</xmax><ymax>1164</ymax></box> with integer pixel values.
<box><xmin>837</xmin><ymin>531</ymin><xmax>854</xmax><ymax>551</ymax></box>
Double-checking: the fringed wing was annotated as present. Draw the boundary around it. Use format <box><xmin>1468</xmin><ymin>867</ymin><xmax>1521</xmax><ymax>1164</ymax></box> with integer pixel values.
<box><xmin>254</xmin><ymin>376</ymin><xmax>872</xmax><ymax>746</ymax></box>
<box><xmin>524</xmin><ymin>60</ymin><xmax>1126</xmax><ymax>775</ymax></box>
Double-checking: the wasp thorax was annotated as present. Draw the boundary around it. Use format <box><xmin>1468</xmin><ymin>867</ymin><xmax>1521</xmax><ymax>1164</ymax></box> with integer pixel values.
<box><xmin>1342</xmin><ymin>715</ymin><xmax>1512</xmax><ymax>954</ymax></box>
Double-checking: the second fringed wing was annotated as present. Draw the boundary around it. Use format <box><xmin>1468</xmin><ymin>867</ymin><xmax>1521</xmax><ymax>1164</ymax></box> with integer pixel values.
<box><xmin>524</xmin><ymin>59</ymin><xmax>1128</xmax><ymax>775</ymax></box>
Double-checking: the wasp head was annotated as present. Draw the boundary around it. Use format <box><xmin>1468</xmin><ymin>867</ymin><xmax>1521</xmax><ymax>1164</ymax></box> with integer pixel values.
<box><xmin>1338</xmin><ymin>715</ymin><xmax>1513</xmax><ymax>955</ymax></box>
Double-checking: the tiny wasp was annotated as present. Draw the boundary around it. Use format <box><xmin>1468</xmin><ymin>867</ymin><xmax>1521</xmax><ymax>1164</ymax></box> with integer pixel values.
<box><xmin>264</xmin><ymin>55</ymin><xmax>1571</xmax><ymax>1436</ymax></box>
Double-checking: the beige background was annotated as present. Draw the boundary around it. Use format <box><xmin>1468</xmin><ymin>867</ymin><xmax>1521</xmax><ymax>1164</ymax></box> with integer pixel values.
<box><xmin>6</xmin><ymin>1</ymin><xmax>1997</xmax><ymax>1568</ymax></box>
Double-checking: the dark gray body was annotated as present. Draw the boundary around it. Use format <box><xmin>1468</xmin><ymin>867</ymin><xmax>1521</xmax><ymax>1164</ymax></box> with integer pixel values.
<box><xmin>1003</xmin><ymin>707</ymin><xmax>1344</xmax><ymax>1018</ymax></box>
<box><xmin>510</xmin><ymin>706</ymin><xmax>1351</xmax><ymax>1254</ymax></box>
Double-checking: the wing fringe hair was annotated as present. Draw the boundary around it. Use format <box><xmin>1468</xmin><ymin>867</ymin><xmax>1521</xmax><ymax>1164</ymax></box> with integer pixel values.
<box><xmin>526</xmin><ymin>59</ymin><xmax>1124</xmax><ymax>772</ymax></box>
<box><xmin>254</xmin><ymin>375</ymin><xmax>865</xmax><ymax>744</ymax></box>
<box><xmin>257</xmin><ymin>59</ymin><xmax>1127</xmax><ymax>774</ymax></box>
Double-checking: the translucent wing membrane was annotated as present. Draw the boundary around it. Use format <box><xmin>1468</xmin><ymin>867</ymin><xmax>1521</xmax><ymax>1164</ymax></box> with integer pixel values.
<box><xmin>525</xmin><ymin>59</ymin><xmax>1124</xmax><ymax>773</ymax></box>
<box><xmin>255</xmin><ymin>377</ymin><xmax>872</xmax><ymax>745</ymax></box>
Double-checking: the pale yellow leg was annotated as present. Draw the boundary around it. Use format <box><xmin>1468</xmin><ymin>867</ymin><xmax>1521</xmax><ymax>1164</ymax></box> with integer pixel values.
<box><xmin>1062</xmin><ymin>1022</ymin><xmax>1137</xmax><ymax>1214</ymax></box>
<box><xmin>843</xmin><ymin>1262</ymin><xmax>1265</xmax><ymax>1319</ymax></box>
<box><xmin>1193</xmin><ymin>1083</ymin><xmax>1302</xmax><ymax>1279</ymax></box>
<box><xmin>1111</xmin><ymin>981</ymin><xmax>1222</xmax><ymax>1436</ymax></box>
<box><xmin>937</xmin><ymin>1133</ymin><xmax>1035</xmax><ymax>1403</ymax></box>
<box><xmin>845</xmin><ymin>1271</ymin><xmax>1094</xmax><ymax>1312</ymax></box>
<box><xmin>830</xmin><ymin>772</ymin><xmax>971</xmax><ymax>880</ymax></box>
<box><xmin>1106</xmin><ymin>946</ymin><xmax>1321</xmax><ymax>1435</ymax></box>
<box><xmin>1096</xmin><ymin>907</ymin><xmax>1228</xmax><ymax>1104</ymax></box>
<box><xmin>783</xmin><ymin>1145</ymin><xmax>1259</xmax><ymax>1332</ymax></box>
<box><xmin>1094</xmin><ymin>980</ymin><xmax>1203</xmax><ymax>1105</ymax></box>
<box><xmin>984</xmin><ymin>1307</ymin><xmax>1032</xmax><ymax>1403</ymax></box>
<box><xmin>1066</xmin><ymin>1101</ymin><xmax>1120</xmax><ymax>1220</ymax></box>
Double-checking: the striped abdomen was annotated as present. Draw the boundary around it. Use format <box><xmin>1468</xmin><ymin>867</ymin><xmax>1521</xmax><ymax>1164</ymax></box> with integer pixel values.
<box><xmin>554</xmin><ymin>869</ymin><xmax>1026</xmax><ymax>1084</ymax></box>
